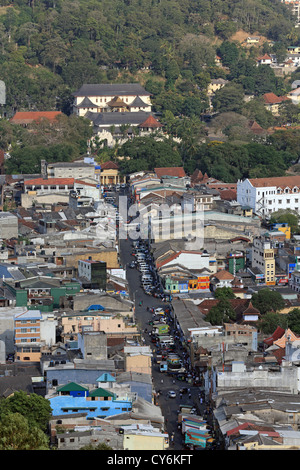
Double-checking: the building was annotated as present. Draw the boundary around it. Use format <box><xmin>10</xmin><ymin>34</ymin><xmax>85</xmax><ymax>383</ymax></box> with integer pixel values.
<box><xmin>282</xmin><ymin>0</ymin><xmax>300</xmax><ymax>27</ymax></box>
<box><xmin>44</xmin><ymin>161</ymin><xmax>96</xmax><ymax>180</ymax></box>
<box><xmin>256</xmin><ymin>54</ymin><xmax>272</xmax><ymax>66</ymax></box>
<box><xmin>287</xmin><ymin>86</ymin><xmax>300</xmax><ymax>104</ymax></box>
<box><xmin>49</xmin><ymin>382</ymin><xmax>132</xmax><ymax>420</ymax></box>
<box><xmin>289</xmin><ymin>270</ymin><xmax>300</xmax><ymax>291</ymax></box>
<box><xmin>4</xmin><ymin>276</ymin><xmax>81</xmax><ymax>310</ymax></box>
<box><xmin>14</xmin><ymin>309</ymin><xmax>57</xmax><ymax>362</ymax></box>
<box><xmin>78</xmin><ymin>259</ymin><xmax>107</xmax><ymax>289</ymax></box>
<box><xmin>99</xmin><ymin>161</ymin><xmax>125</xmax><ymax>187</ymax></box>
<box><xmin>77</xmin><ymin>331</ymin><xmax>108</xmax><ymax>361</ymax></box>
<box><xmin>237</xmin><ymin>175</ymin><xmax>300</xmax><ymax>217</ymax></box>
<box><xmin>207</xmin><ymin>79</ymin><xmax>229</xmax><ymax>96</ymax></box>
<box><xmin>210</xmin><ymin>270</ymin><xmax>235</xmax><ymax>291</ymax></box>
<box><xmin>10</xmin><ymin>111</ymin><xmax>62</xmax><ymax>126</ymax></box>
<box><xmin>85</xmin><ymin>110</ymin><xmax>163</xmax><ymax>147</ymax></box>
<box><xmin>0</xmin><ymin>212</ymin><xmax>18</xmax><ymax>239</ymax></box>
<box><xmin>251</xmin><ymin>237</ymin><xmax>276</xmax><ymax>286</ymax></box>
<box><xmin>60</xmin><ymin>311</ymin><xmax>138</xmax><ymax>343</ymax></box>
<box><xmin>262</xmin><ymin>93</ymin><xmax>288</xmax><ymax>115</ymax></box>
<box><xmin>72</xmin><ymin>83</ymin><xmax>152</xmax><ymax>117</ymax></box>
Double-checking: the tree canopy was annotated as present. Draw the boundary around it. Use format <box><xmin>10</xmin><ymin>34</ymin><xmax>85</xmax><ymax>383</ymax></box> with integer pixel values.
<box><xmin>251</xmin><ymin>288</ymin><xmax>285</xmax><ymax>315</ymax></box>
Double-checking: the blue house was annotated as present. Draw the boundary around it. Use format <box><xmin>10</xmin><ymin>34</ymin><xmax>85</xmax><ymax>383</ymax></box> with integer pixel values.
<box><xmin>49</xmin><ymin>382</ymin><xmax>132</xmax><ymax>419</ymax></box>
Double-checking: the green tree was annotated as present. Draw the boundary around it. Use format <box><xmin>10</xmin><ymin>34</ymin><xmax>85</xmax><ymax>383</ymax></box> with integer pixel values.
<box><xmin>270</xmin><ymin>210</ymin><xmax>300</xmax><ymax>234</ymax></box>
<box><xmin>217</xmin><ymin>41</ymin><xmax>240</xmax><ymax>68</ymax></box>
<box><xmin>251</xmin><ymin>288</ymin><xmax>285</xmax><ymax>315</ymax></box>
<box><xmin>118</xmin><ymin>135</ymin><xmax>182</xmax><ymax>174</ymax></box>
<box><xmin>214</xmin><ymin>287</ymin><xmax>235</xmax><ymax>299</ymax></box>
<box><xmin>0</xmin><ymin>413</ymin><xmax>49</xmax><ymax>450</ymax></box>
<box><xmin>287</xmin><ymin>308</ymin><xmax>300</xmax><ymax>334</ymax></box>
<box><xmin>0</xmin><ymin>390</ymin><xmax>52</xmax><ymax>432</ymax></box>
<box><xmin>212</xmin><ymin>84</ymin><xmax>244</xmax><ymax>113</ymax></box>
<box><xmin>80</xmin><ymin>442</ymin><xmax>113</xmax><ymax>450</ymax></box>
<box><xmin>258</xmin><ymin>311</ymin><xmax>287</xmax><ymax>334</ymax></box>
<box><xmin>206</xmin><ymin>298</ymin><xmax>236</xmax><ymax>325</ymax></box>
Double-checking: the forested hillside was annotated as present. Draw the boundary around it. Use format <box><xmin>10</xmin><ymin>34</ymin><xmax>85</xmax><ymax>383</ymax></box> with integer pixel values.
<box><xmin>2</xmin><ymin>0</ymin><xmax>300</xmax><ymax>180</ymax></box>
<box><xmin>0</xmin><ymin>0</ymin><xmax>295</xmax><ymax>113</ymax></box>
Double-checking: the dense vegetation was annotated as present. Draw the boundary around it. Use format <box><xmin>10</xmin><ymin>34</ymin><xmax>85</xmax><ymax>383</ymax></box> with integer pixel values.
<box><xmin>0</xmin><ymin>391</ymin><xmax>51</xmax><ymax>450</ymax></box>
<box><xmin>0</xmin><ymin>0</ymin><xmax>295</xmax><ymax>113</ymax></box>
<box><xmin>1</xmin><ymin>0</ymin><xmax>300</xmax><ymax>180</ymax></box>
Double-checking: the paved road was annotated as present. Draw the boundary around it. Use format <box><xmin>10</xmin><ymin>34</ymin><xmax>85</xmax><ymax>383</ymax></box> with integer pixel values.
<box><xmin>115</xmin><ymin>188</ymin><xmax>215</xmax><ymax>450</ymax></box>
<box><xmin>118</xmin><ymin>231</ymin><xmax>208</xmax><ymax>449</ymax></box>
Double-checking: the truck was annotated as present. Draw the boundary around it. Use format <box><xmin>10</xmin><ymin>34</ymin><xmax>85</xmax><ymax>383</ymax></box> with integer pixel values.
<box><xmin>152</xmin><ymin>323</ymin><xmax>170</xmax><ymax>335</ymax></box>
<box><xmin>158</xmin><ymin>335</ymin><xmax>174</xmax><ymax>345</ymax></box>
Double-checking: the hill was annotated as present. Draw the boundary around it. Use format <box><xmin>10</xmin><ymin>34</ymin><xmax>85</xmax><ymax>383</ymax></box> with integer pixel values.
<box><xmin>0</xmin><ymin>0</ymin><xmax>295</xmax><ymax>113</ymax></box>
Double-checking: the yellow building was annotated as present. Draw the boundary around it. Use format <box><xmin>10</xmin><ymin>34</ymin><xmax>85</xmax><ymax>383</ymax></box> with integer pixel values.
<box><xmin>61</xmin><ymin>312</ymin><xmax>138</xmax><ymax>342</ymax></box>
<box><xmin>252</xmin><ymin>237</ymin><xmax>276</xmax><ymax>286</ymax></box>
<box><xmin>125</xmin><ymin>353</ymin><xmax>152</xmax><ymax>375</ymax></box>
<box><xmin>123</xmin><ymin>430</ymin><xmax>169</xmax><ymax>451</ymax></box>
<box><xmin>99</xmin><ymin>161</ymin><xmax>125</xmax><ymax>187</ymax></box>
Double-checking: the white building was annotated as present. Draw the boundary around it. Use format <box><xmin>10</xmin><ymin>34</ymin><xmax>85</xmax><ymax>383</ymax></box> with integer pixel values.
<box><xmin>73</xmin><ymin>83</ymin><xmax>152</xmax><ymax>117</ymax></box>
<box><xmin>237</xmin><ymin>176</ymin><xmax>300</xmax><ymax>218</ymax></box>
<box><xmin>282</xmin><ymin>0</ymin><xmax>300</xmax><ymax>27</ymax></box>
<box><xmin>289</xmin><ymin>270</ymin><xmax>300</xmax><ymax>291</ymax></box>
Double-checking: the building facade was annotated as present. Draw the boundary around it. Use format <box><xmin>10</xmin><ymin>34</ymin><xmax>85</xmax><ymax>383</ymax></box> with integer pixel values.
<box><xmin>14</xmin><ymin>309</ymin><xmax>57</xmax><ymax>362</ymax></box>
<box><xmin>237</xmin><ymin>176</ymin><xmax>300</xmax><ymax>217</ymax></box>
<box><xmin>251</xmin><ymin>237</ymin><xmax>276</xmax><ymax>285</ymax></box>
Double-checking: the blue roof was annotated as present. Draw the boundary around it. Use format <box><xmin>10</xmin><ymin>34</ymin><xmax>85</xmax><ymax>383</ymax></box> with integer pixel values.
<box><xmin>96</xmin><ymin>372</ymin><xmax>116</xmax><ymax>383</ymax></box>
<box><xmin>87</xmin><ymin>304</ymin><xmax>105</xmax><ymax>311</ymax></box>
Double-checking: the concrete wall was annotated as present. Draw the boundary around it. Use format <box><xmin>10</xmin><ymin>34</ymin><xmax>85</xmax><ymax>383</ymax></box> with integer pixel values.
<box><xmin>21</xmin><ymin>193</ymin><xmax>70</xmax><ymax>209</ymax></box>
<box><xmin>125</xmin><ymin>354</ymin><xmax>152</xmax><ymax>375</ymax></box>
<box><xmin>0</xmin><ymin>212</ymin><xmax>18</xmax><ymax>239</ymax></box>
<box><xmin>78</xmin><ymin>331</ymin><xmax>107</xmax><ymax>361</ymax></box>
<box><xmin>64</xmin><ymin>250</ymin><xmax>119</xmax><ymax>269</ymax></box>
<box><xmin>217</xmin><ymin>365</ymin><xmax>298</xmax><ymax>393</ymax></box>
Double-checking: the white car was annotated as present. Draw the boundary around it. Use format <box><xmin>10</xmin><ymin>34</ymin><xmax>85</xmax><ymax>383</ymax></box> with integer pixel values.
<box><xmin>155</xmin><ymin>308</ymin><xmax>164</xmax><ymax>314</ymax></box>
<box><xmin>168</xmin><ymin>391</ymin><xmax>176</xmax><ymax>398</ymax></box>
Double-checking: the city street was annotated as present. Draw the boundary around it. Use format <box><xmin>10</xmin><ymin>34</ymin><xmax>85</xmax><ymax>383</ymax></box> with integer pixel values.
<box><xmin>118</xmin><ymin>216</ymin><xmax>208</xmax><ymax>450</ymax></box>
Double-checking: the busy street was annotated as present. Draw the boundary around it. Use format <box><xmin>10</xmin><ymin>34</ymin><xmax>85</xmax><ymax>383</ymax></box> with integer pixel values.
<box><xmin>116</xmin><ymin>188</ymin><xmax>220</xmax><ymax>450</ymax></box>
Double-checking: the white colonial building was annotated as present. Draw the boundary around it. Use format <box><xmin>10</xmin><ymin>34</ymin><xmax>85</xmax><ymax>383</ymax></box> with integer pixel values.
<box><xmin>237</xmin><ymin>176</ymin><xmax>300</xmax><ymax>218</ymax></box>
<box><xmin>72</xmin><ymin>83</ymin><xmax>152</xmax><ymax>117</ymax></box>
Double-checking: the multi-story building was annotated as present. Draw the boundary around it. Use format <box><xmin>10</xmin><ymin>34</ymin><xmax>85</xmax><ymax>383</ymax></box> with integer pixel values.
<box><xmin>237</xmin><ymin>176</ymin><xmax>300</xmax><ymax>218</ymax></box>
<box><xmin>72</xmin><ymin>83</ymin><xmax>164</xmax><ymax>147</ymax></box>
<box><xmin>78</xmin><ymin>259</ymin><xmax>107</xmax><ymax>289</ymax></box>
<box><xmin>282</xmin><ymin>0</ymin><xmax>300</xmax><ymax>27</ymax></box>
<box><xmin>14</xmin><ymin>309</ymin><xmax>57</xmax><ymax>362</ymax></box>
<box><xmin>251</xmin><ymin>237</ymin><xmax>276</xmax><ymax>286</ymax></box>
<box><xmin>72</xmin><ymin>83</ymin><xmax>152</xmax><ymax>117</ymax></box>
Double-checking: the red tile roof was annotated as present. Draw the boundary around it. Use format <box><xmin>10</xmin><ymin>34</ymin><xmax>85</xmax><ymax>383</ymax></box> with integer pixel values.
<box><xmin>249</xmin><ymin>175</ymin><xmax>300</xmax><ymax>189</ymax></box>
<box><xmin>219</xmin><ymin>189</ymin><xmax>237</xmax><ymax>201</ymax></box>
<box><xmin>10</xmin><ymin>111</ymin><xmax>62</xmax><ymax>124</ymax></box>
<box><xmin>139</xmin><ymin>115</ymin><xmax>163</xmax><ymax>128</ymax></box>
<box><xmin>100</xmin><ymin>161</ymin><xmax>119</xmax><ymax>170</ymax></box>
<box><xmin>212</xmin><ymin>270</ymin><xmax>235</xmax><ymax>280</ymax></box>
<box><xmin>263</xmin><ymin>93</ymin><xmax>287</xmax><ymax>104</ymax></box>
<box><xmin>24</xmin><ymin>178</ymin><xmax>74</xmax><ymax>186</ymax></box>
<box><xmin>257</xmin><ymin>54</ymin><xmax>272</xmax><ymax>61</ymax></box>
<box><xmin>264</xmin><ymin>326</ymin><xmax>285</xmax><ymax>346</ymax></box>
<box><xmin>155</xmin><ymin>167</ymin><xmax>186</xmax><ymax>178</ymax></box>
